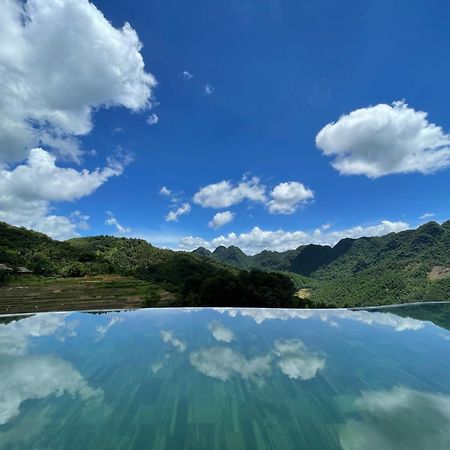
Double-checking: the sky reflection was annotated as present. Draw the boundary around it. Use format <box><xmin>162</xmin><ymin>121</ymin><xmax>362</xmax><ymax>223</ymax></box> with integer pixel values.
<box><xmin>0</xmin><ymin>304</ymin><xmax>449</xmax><ymax>449</ymax></box>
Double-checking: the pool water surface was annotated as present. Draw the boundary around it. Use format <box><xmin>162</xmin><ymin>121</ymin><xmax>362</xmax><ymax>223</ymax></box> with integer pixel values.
<box><xmin>1</xmin><ymin>304</ymin><xmax>450</xmax><ymax>449</ymax></box>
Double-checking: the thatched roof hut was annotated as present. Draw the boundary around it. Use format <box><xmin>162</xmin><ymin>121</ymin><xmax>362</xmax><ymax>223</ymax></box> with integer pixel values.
<box><xmin>0</xmin><ymin>263</ymin><xmax>13</xmax><ymax>272</ymax></box>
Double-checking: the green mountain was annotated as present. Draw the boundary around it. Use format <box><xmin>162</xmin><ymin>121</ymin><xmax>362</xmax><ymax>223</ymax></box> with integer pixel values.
<box><xmin>1</xmin><ymin>220</ymin><xmax>450</xmax><ymax>309</ymax></box>
<box><xmin>193</xmin><ymin>220</ymin><xmax>450</xmax><ymax>306</ymax></box>
<box><xmin>193</xmin><ymin>244</ymin><xmax>304</xmax><ymax>271</ymax></box>
<box><xmin>0</xmin><ymin>222</ymin><xmax>296</xmax><ymax>309</ymax></box>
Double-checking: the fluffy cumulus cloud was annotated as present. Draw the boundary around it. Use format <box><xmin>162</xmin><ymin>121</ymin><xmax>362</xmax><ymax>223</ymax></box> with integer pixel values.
<box><xmin>0</xmin><ymin>312</ymin><xmax>100</xmax><ymax>426</ymax></box>
<box><xmin>193</xmin><ymin>176</ymin><xmax>314</xmax><ymax>217</ymax></box>
<box><xmin>165</xmin><ymin>203</ymin><xmax>191</xmax><ymax>222</ymax></box>
<box><xmin>160</xmin><ymin>330</ymin><xmax>187</xmax><ymax>352</ymax></box>
<box><xmin>179</xmin><ymin>220</ymin><xmax>409</xmax><ymax>254</ymax></box>
<box><xmin>267</xmin><ymin>182</ymin><xmax>314</xmax><ymax>214</ymax></box>
<box><xmin>189</xmin><ymin>347</ymin><xmax>271</xmax><ymax>382</ymax></box>
<box><xmin>0</xmin><ymin>148</ymin><xmax>125</xmax><ymax>239</ymax></box>
<box><xmin>208</xmin><ymin>211</ymin><xmax>235</xmax><ymax>229</ymax></box>
<box><xmin>0</xmin><ymin>149</ymin><xmax>122</xmax><ymax>203</ymax></box>
<box><xmin>193</xmin><ymin>177</ymin><xmax>266</xmax><ymax>208</ymax></box>
<box><xmin>340</xmin><ymin>386</ymin><xmax>450</xmax><ymax>450</ymax></box>
<box><xmin>273</xmin><ymin>339</ymin><xmax>325</xmax><ymax>380</ymax></box>
<box><xmin>0</xmin><ymin>0</ymin><xmax>156</xmax><ymax>163</ymax></box>
<box><xmin>0</xmin><ymin>0</ymin><xmax>155</xmax><ymax>238</ymax></box>
<box><xmin>189</xmin><ymin>340</ymin><xmax>325</xmax><ymax>382</ymax></box>
<box><xmin>0</xmin><ymin>313</ymin><xmax>78</xmax><ymax>356</ymax></box>
<box><xmin>316</xmin><ymin>101</ymin><xmax>450</xmax><ymax>178</ymax></box>
<box><xmin>0</xmin><ymin>354</ymin><xmax>102</xmax><ymax>425</ymax></box>
<box><xmin>208</xmin><ymin>321</ymin><xmax>234</xmax><ymax>343</ymax></box>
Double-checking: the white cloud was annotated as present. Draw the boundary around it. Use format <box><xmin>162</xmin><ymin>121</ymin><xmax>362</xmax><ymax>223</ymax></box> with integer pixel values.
<box><xmin>105</xmin><ymin>212</ymin><xmax>131</xmax><ymax>235</ymax></box>
<box><xmin>208</xmin><ymin>211</ymin><xmax>235</xmax><ymax>229</ymax></box>
<box><xmin>178</xmin><ymin>236</ymin><xmax>210</xmax><ymax>249</ymax></box>
<box><xmin>0</xmin><ymin>313</ymin><xmax>76</xmax><ymax>355</ymax></box>
<box><xmin>189</xmin><ymin>347</ymin><xmax>271</xmax><ymax>381</ymax></box>
<box><xmin>182</xmin><ymin>70</ymin><xmax>194</xmax><ymax>80</ymax></box>
<box><xmin>333</xmin><ymin>309</ymin><xmax>424</xmax><ymax>332</ymax></box>
<box><xmin>0</xmin><ymin>209</ymin><xmax>80</xmax><ymax>241</ymax></box>
<box><xmin>189</xmin><ymin>339</ymin><xmax>324</xmax><ymax>382</ymax></box>
<box><xmin>208</xmin><ymin>321</ymin><xmax>234</xmax><ymax>343</ymax></box>
<box><xmin>0</xmin><ymin>354</ymin><xmax>102</xmax><ymax>425</ymax></box>
<box><xmin>95</xmin><ymin>315</ymin><xmax>124</xmax><ymax>339</ymax></box>
<box><xmin>267</xmin><ymin>182</ymin><xmax>314</xmax><ymax>214</ymax></box>
<box><xmin>215</xmin><ymin>308</ymin><xmax>315</xmax><ymax>325</ymax></box>
<box><xmin>0</xmin><ymin>148</ymin><xmax>122</xmax><ymax>203</ymax></box>
<box><xmin>158</xmin><ymin>186</ymin><xmax>184</xmax><ymax>205</ymax></box>
<box><xmin>204</xmin><ymin>84</ymin><xmax>214</xmax><ymax>95</ymax></box>
<box><xmin>340</xmin><ymin>386</ymin><xmax>450</xmax><ymax>450</ymax></box>
<box><xmin>216</xmin><ymin>307</ymin><xmax>424</xmax><ymax>332</ymax></box>
<box><xmin>165</xmin><ymin>203</ymin><xmax>191</xmax><ymax>222</ymax></box>
<box><xmin>160</xmin><ymin>330</ymin><xmax>187</xmax><ymax>352</ymax></box>
<box><xmin>0</xmin><ymin>313</ymin><xmax>98</xmax><ymax>425</ymax></box>
<box><xmin>147</xmin><ymin>113</ymin><xmax>159</xmax><ymax>125</ymax></box>
<box><xmin>179</xmin><ymin>220</ymin><xmax>409</xmax><ymax>255</ymax></box>
<box><xmin>70</xmin><ymin>211</ymin><xmax>90</xmax><ymax>231</ymax></box>
<box><xmin>0</xmin><ymin>148</ymin><xmax>124</xmax><ymax>239</ymax></box>
<box><xmin>316</xmin><ymin>101</ymin><xmax>450</xmax><ymax>178</ymax></box>
<box><xmin>159</xmin><ymin>186</ymin><xmax>172</xmax><ymax>197</ymax></box>
<box><xmin>420</xmin><ymin>212</ymin><xmax>435</xmax><ymax>220</ymax></box>
<box><xmin>0</xmin><ymin>0</ymin><xmax>156</xmax><ymax>163</ymax></box>
<box><xmin>193</xmin><ymin>176</ymin><xmax>266</xmax><ymax>209</ymax></box>
<box><xmin>273</xmin><ymin>339</ymin><xmax>325</xmax><ymax>380</ymax></box>
<box><xmin>193</xmin><ymin>176</ymin><xmax>314</xmax><ymax>215</ymax></box>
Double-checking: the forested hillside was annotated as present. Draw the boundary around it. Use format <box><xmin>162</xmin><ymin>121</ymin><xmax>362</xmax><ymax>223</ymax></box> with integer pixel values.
<box><xmin>1</xmin><ymin>220</ymin><xmax>449</xmax><ymax>309</ymax></box>
<box><xmin>193</xmin><ymin>220</ymin><xmax>450</xmax><ymax>306</ymax></box>
<box><xmin>0</xmin><ymin>222</ymin><xmax>296</xmax><ymax>309</ymax></box>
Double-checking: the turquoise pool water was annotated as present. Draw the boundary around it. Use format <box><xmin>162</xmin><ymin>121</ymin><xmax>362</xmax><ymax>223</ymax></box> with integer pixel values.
<box><xmin>1</xmin><ymin>304</ymin><xmax>450</xmax><ymax>449</ymax></box>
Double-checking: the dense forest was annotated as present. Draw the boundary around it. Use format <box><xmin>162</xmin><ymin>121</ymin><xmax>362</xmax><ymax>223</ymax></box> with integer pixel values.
<box><xmin>1</xmin><ymin>220</ymin><xmax>449</xmax><ymax>309</ymax></box>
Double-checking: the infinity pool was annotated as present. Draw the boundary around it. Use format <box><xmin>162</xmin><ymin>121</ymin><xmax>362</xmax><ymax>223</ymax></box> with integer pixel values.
<box><xmin>1</xmin><ymin>304</ymin><xmax>450</xmax><ymax>449</ymax></box>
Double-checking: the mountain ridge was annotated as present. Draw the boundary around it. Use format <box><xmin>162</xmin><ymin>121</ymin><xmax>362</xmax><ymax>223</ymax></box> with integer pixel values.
<box><xmin>192</xmin><ymin>221</ymin><xmax>450</xmax><ymax>274</ymax></box>
<box><xmin>1</xmin><ymin>220</ymin><xmax>450</xmax><ymax>309</ymax></box>
<box><xmin>192</xmin><ymin>220</ymin><xmax>450</xmax><ymax>306</ymax></box>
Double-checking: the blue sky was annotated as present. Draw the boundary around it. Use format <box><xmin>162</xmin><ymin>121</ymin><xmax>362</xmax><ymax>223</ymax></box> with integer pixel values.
<box><xmin>1</xmin><ymin>0</ymin><xmax>450</xmax><ymax>253</ymax></box>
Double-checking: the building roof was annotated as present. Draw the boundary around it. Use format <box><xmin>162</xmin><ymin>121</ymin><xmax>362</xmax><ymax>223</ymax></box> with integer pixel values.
<box><xmin>16</xmin><ymin>266</ymin><xmax>33</xmax><ymax>273</ymax></box>
<box><xmin>0</xmin><ymin>263</ymin><xmax>13</xmax><ymax>272</ymax></box>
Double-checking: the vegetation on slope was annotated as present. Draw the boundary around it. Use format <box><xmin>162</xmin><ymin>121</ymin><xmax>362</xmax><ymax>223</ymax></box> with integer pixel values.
<box><xmin>0</xmin><ymin>222</ymin><xmax>296</xmax><ymax>311</ymax></box>
<box><xmin>1</xmin><ymin>219</ymin><xmax>449</xmax><ymax>311</ymax></box>
<box><xmin>193</xmin><ymin>220</ymin><xmax>450</xmax><ymax>307</ymax></box>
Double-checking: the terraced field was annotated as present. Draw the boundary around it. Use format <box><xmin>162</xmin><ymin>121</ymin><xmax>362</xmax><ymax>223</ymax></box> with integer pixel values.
<box><xmin>0</xmin><ymin>276</ymin><xmax>175</xmax><ymax>314</ymax></box>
